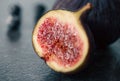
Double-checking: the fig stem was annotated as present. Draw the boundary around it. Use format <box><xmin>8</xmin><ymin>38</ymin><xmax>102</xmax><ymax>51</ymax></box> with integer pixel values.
<box><xmin>74</xmin><ymin>3</ymin><xmax>92</xmax><ymax>19</ymax></box>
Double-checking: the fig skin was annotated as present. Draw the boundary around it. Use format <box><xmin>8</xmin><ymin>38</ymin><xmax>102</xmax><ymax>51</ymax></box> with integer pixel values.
<box><xmin>53</xmin><ymin>0</ymin><xmax>120</xmax><ymax>48</ymax></box>
<box><xmin>32</xmin><ymin>3</ymin><xmax>95</xmax><ymax>74</ymax></box>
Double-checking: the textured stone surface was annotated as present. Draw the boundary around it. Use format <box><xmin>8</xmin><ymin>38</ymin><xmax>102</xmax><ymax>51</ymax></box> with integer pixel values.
<box><xmin>0</xmin><ymin>0</ymin><xmax>120</xmax><ymax>81</ymax></box>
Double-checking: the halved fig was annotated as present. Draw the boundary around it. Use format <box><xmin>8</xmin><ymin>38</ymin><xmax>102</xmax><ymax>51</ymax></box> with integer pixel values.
<box><xmin>32</xmin><ymin>3</ymin><xmax>94</xmax><ymax>73</ymax></box>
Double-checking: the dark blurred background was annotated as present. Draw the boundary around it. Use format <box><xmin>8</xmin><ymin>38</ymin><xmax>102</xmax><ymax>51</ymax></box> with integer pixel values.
<box><xmin>0</xmin><ymin>0</ymin><xmax>120</xmax><ymax>81</ymax></box>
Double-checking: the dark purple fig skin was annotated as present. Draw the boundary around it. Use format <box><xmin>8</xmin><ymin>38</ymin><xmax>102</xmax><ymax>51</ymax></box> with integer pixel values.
<box><xmin>53</xmin><ymin>0</ymin><xmax>120</xmax><ymax>48</ymax></box>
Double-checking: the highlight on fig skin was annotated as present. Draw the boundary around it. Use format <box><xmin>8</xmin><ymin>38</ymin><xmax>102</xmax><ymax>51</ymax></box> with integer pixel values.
<box><xmin>32</xmin><ymin>3</ymin><xmax>94</xmax><ymax>73</ymax></box>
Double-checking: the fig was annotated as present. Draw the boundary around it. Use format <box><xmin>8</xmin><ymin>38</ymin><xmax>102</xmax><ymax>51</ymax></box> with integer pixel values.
<box><xmin>53</xmin><ymin>0</ymin><xmax>120</xmax><ymax>48</ymax></box>
<box><xmin>34</xmin><ymin>4</ymin><xmax>46</xmax><ymax>23</ymax></box>
<box><xmin>32</xmin><ymin>3</ymin><xmax>94</xmax><ymax>73</ymax></box>
<box><xmin>7</xmin><ymin>4</ymin><xmax>21</xmax><ymax>30</ymax></box>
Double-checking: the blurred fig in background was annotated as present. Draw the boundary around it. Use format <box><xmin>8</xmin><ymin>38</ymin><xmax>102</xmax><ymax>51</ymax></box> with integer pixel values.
<box><xmin>7</xmin><ymin>4</ymin><xmax>21</xmax><ymax>31</ymax></box>
<box><xmin>53</xmin><ymin>0</ymin><xmax>120</xmax><ymax>48</ymax></box>
<box><xmin>6</xmin><ymin>4</ymin><xmax>22</xmax><ymax>42</ymax></box>
<box><xmin>34</xmin><ymin>4</ymin><xmax>46</xmax><ymax>24</ymax></box>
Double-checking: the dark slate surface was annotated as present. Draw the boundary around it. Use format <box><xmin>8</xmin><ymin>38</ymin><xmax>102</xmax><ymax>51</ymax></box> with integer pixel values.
<box><xmin>0</xmin><ymin>0</ymin><xmax>120</xmax><ymax>81</ymax></box>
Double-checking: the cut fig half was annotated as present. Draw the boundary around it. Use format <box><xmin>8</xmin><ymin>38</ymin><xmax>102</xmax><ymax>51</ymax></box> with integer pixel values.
<box><xmin>32</xmin><ymin>3</ymin><xmax>94</xmax><ymax>73</ymax></box>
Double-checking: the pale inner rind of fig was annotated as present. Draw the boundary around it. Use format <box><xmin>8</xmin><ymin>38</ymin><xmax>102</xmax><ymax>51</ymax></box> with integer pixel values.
<box><xmin>37</xmin><ymin>17</ymin><xmax>84</xmax><ymax>67</ymax></box>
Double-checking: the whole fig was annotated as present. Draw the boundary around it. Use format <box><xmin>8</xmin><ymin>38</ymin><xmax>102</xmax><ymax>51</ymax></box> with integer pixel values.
<box><xmin>53</xmin><ymin>0</ymin><xmax>120</xmax><ymax>48</ymax></box>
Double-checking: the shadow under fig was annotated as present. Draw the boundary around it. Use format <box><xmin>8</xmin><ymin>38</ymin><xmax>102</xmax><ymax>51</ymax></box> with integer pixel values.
<box><xmin>60</xmin><ymin>47</ymin><xmax>120</xmax><ymax>81</ymax></box>
<box><xmin>43</xmin><ymin>70</ymin><xmax>62</xmax><ymax>81</ymax></box>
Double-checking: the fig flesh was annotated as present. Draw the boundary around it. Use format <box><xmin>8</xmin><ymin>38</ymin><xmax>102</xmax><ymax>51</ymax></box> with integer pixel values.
<box><xmin>32</xmin><ymin>3</ymin><xmax>94</xmax><ymax>73</ymax></box>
